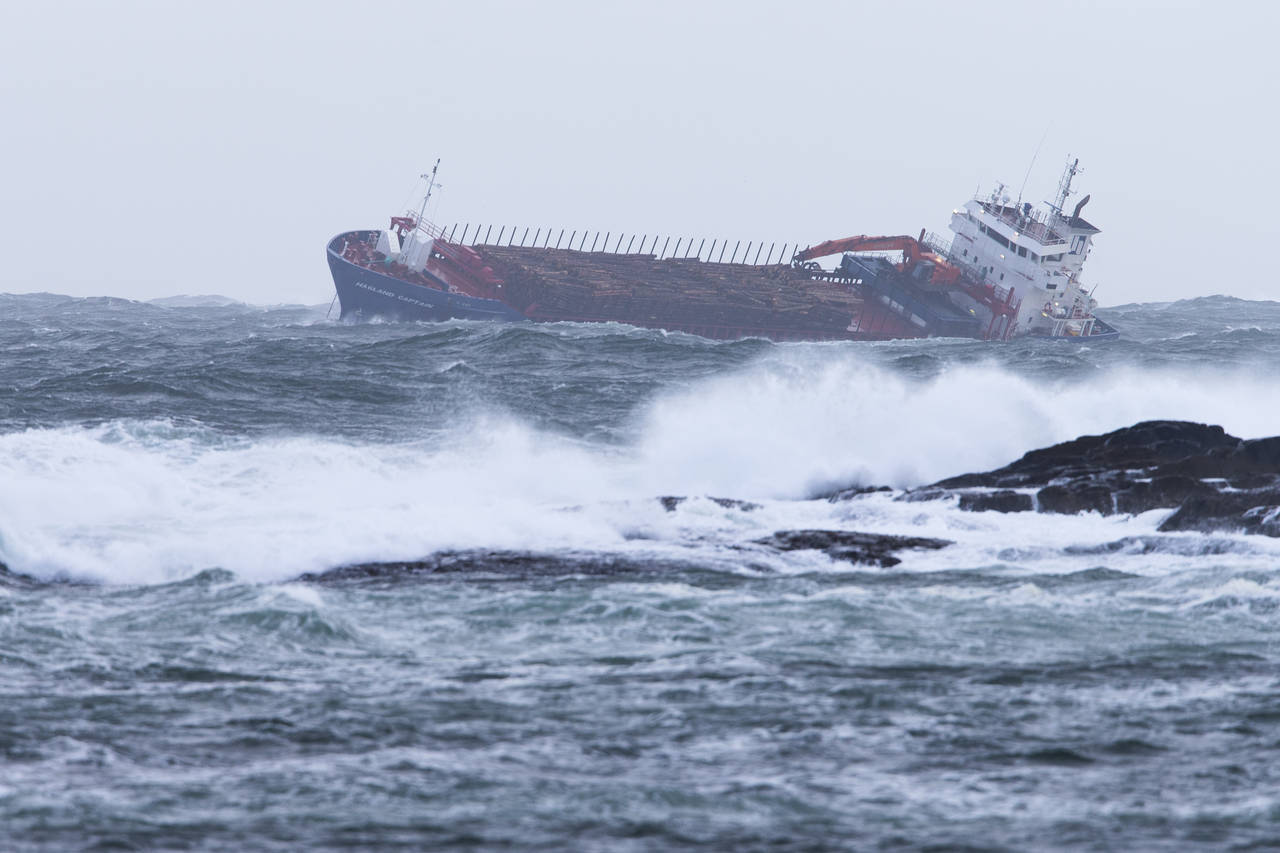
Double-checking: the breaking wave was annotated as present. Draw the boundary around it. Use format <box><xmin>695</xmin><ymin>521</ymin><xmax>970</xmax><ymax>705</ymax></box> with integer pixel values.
<box><xmin>3</xmin><ymin>347</ymin><xmax>1280</xmax><ymax>584</ymax></box>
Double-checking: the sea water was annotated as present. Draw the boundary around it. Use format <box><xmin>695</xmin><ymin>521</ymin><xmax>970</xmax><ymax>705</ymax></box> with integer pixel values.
<box><xmin>2</xmin><ymin>293</ymin><xmax>1280</xmax><ymax>849</ymax></box>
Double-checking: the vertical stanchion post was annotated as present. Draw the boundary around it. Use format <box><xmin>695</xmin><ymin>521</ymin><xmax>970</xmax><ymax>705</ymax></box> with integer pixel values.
<box><xmin>625</xmin><ymin>235</ymin><xmax>636</xmax><ymax>253</ymax></box>
<box><xmin>614</xmin><ymin>233</ymin><xmax>624</xmax><ymax>253</ymax></box>
<box><xmin>531</xmin><ymin>228</ymin><xmax>541</xmax><ymax>247</ymax></box>
<box><xmin>520</xmin><ymin>227</ymin><xmax>530</xmax><ymax>246</ymax></box>
<box><xmin>591</xmin><ymin>232</ymin><xmax>602</xmax><ymax>252</ymax></box>
<box><xmin>730</xmin><ymin>240</ymin><xmax>741</xmax><ymax>263</ymax></box>
<box><xmin>765</xmin><ymin>242</ymin><xmax>776</xmax><ymax>265</ymax></box>
<box><xmin>753</xmin><ymin>243</ymin><xmax>764</xmax><ymax>265</ymax></box>
<box><xmin>484</xmin><ymin>225</ymin><xmax>494</xmax><ymax>244</ymax></box>
<box><xmin>695</xmin><ymin>238</ymin><xmax>706</xmax><ymax>260</ymax></box>
<box><xmin>496</xmin><ymin>226</ymin><xmax>506</xmax><ymax>245</ymax></box>
<box><xmin>660</xmin><ymin>236</ymin><xmax>671</xmax><ymax>258</ymax></box>
<box><xmin>718</xmin><ymin>241</ymin><xmax>728</xmax><ymax>262</ymax></box>
<box><xmin>672</xmin><ymin>238</ymin><xmax>683</xmax><ymax>257</ymax></box>
<box><xmin>556</xmin><ymin>229</ymin><xmax>565</xmax><ymax>249</ymax></box>
<box><xmin>707</xmin><ymin>239</ymin><xmax>718</xmax><ymax>262</ymax></box>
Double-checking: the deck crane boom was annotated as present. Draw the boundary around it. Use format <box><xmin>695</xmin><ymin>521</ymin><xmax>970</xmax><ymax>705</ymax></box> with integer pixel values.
<box><xmin>792</xmin><ymin>231</ymin><xmax>963</xmax><ymax>286</ymax></box>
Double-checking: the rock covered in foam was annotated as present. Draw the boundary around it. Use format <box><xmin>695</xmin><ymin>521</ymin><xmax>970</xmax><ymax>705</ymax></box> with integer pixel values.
<box><xmin>917</xmin><ymin>420</ymin><xmax>1280</xmax><ymax>536</ymax></box>
<box><xmin>754</xmin><ymin>530</ymin><xmax>951</xmax><ymax>567</ymax></box>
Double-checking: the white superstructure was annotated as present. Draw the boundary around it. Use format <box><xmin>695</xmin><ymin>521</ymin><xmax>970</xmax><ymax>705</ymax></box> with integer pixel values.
<box><xmin>941</xmin><ymin>159</ymin><xmax>1102</xmax><ymax>338</ymax></box>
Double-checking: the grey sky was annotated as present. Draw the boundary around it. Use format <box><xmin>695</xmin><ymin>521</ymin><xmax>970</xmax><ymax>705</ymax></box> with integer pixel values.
<box><xmin>2</xmin><ymin>0</ymin><xmax>1275</xmax><ymax>306</ymax></box>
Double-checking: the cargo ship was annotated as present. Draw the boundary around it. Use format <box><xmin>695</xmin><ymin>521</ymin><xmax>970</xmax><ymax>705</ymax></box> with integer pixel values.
<box><xmin>327</xmin><ymin>159</ymin><xmax>1118</xmax><ymax>342</ymax></box>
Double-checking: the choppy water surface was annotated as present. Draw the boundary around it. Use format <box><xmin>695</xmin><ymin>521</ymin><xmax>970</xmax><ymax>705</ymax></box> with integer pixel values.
<box><xmin>3</xmin><ymin>293</ymin><xmax>1280</xmax><ymax>849</ymax></box>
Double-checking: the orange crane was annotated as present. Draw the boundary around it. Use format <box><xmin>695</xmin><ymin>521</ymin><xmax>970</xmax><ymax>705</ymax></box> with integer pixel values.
<box><xmin>792</xmin><ymin>229</ymin><xmax>1023</xmax><ymax>340</ymax></box>
<box><xmin>792</xmin><ymin>230</ymin><xmax>963</xmax><ymax>286</ymax></box>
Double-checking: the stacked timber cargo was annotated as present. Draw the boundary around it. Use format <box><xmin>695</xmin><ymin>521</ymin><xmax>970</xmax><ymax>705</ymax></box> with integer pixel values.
<box><xmin>472</xmin><ymin>245</ymin><xmax>864</xmax><ymax>338</ymax></box>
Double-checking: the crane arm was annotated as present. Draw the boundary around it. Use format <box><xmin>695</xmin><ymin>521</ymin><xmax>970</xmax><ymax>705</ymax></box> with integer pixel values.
<box><xmin>792</xmin><ymin>234</ymin><xmax>923</xmax><ymax>264</ymax></box>
<box><xmin>793</xmin><ymin>231</ymin><xmax>968</xmax><ymax>287</ymax></box>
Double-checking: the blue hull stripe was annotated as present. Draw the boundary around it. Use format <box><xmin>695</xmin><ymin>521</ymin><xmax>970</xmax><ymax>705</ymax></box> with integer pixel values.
<box><xmin>326</xmin><ymin>233</ymin><xmax>526</xmax><ymax>323</ymax></box>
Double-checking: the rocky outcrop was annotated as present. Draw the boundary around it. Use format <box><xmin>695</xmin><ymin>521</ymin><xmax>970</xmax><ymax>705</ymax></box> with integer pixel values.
<box><xmin>0</xmin><ymin>562</ymin><xmax>54</xmax><ymax>588</ymax></box>
<box><xmin>303</xmin><ymin>421</ymin><xmax>1280</xmax><ymax>587</ymax></box>
<box><xmin>301</xmin><ymin>550</ymin><xmax>691</xmax><ymax>582</ymax></box>
<box><xmin>659</xmin><ymin>496</ymin><xmax>762</xmax><ymax>512</ymax></box>
<box><xmin>957</xmin><ymin>490</ymin><xmax>1034</xmax><ymax>513</ymax></box>
<box><xmin>918</xmin><ymin>420</ymin><xmax>1280</xmax><ymax>536</ymax></box>
<box><xmin>815</xmin><ymin>485</ymin><xmax>893</xmax><ymax>503</ymax></box>
<box><xmin>753</xmin><ymin>530</ymin><xmax>951</xmax><ymax>567</ymax></box>
<box><xmin>1159</xmin><ymin>492</ymin><xmax>1280</xmax><ymax>536</ymax></box>
<box><xmin>300</xmin><ymin>531</ymin><xmax>955</xmax><ymax>582</ymax></box>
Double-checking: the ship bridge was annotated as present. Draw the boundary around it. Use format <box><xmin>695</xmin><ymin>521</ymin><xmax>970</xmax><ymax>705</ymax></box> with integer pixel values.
<box><xmin>943</xmin><ymin>159</ymin><xmax>1103</xmax><ymax>336</ymax></box>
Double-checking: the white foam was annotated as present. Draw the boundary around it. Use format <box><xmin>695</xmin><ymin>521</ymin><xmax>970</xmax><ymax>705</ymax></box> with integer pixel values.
<box><xmin>0</xmin><ymin>419</ymin><xmax>643</xmax><ymax>584</ymax></box>
<box><xmin>634</xmin><ymin>351</ymin><xmax>1280</xmax><ymax>497</ymax></box>
<box><xmin>3</xmin><ymin>353</ymin><xmax>1280</xmax><ymax>584</ymax></box>
<box><xmin>275</xmin><ymin>583</ymin><xmax>326</xmax><ymax>608</ymax></box>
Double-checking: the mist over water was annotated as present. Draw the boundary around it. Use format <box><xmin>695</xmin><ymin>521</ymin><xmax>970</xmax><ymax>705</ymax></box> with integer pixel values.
<box><xmin>4</xmin><ymin>292</ymin><xmax>1280</xmax><ymax>849</ymax></box>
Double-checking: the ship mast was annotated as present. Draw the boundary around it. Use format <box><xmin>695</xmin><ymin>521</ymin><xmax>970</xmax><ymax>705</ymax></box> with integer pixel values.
<box><xmin>1051</xmin><ymin>157</ymin><xmax>1080</xmax><ymax>217</ymax></box>
<box><xmin>415</xmin><ymin>158</ymin><xmax>441</xmax><ymax>229</ymax></box>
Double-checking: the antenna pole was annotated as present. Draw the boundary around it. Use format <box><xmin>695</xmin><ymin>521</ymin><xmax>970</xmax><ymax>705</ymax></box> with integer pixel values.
<box><xmin>1016</xmin><ymin>125</ymin><xmax>1050</xmax><ymax>208</ymax></box>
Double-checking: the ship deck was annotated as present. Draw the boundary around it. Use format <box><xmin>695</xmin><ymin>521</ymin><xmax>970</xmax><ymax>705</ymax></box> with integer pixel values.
<box><xmin>472</xmin><ymin>245</ymin><xmax>867</xmax><ymax>337</ymax></box>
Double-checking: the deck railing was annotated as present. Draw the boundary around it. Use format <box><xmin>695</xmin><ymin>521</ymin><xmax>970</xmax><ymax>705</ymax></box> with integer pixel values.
<box><xmin>420</xmin><ymin>218</ymin><xmax>805</xmax><ymax>267</ymax></box>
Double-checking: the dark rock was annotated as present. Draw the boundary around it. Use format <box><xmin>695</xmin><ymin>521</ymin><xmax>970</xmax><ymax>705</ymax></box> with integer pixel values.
<box><xmin>754</xmin><ymin>529</ymin><xmax>951</xmax><ymax>567</ymax></box>
<box><xmin>1113</xmin><ymin>476</ymin><xmax>1217</xmax><ymax>515</ymax></box>
<box><xmin>1158</xmin><ymin>435</ymin><xmax>1280</xmax><ymax>481</ymax></box>
<box><xmin>0</xmin><ymin>563</ymin><xmax>74</xmax><ymax>588</ymax></box>
<box><xmin>918</xmin><ymin>420</ymin><xmax>1280</xmax><ymax>535</ymax></box>
<box><xmin>818</xmin><ymin>484</ymin><xmax>893</xmax><ymax>503</ymax></box>
<box><xmin>708</xmin><ymin>497</ymin><xmax>762</xmax><ymax>512</ymax></box>
<box><xmin>300</xmin><ymin>550</ymin><xmax>687</xmax><ymax>583</ymax></box>
<box><xmin>659</xmin><ymin>496</ymin><xmax>762</xmax><ymax>512</ymax></box>
<box><xmin>1036</xmin><ymin>483</ymin><xmax>1116</xmax><ymax>515</ymax></box>
<box><xmin>958</xmin><ymin>490</ymin><xmax>1034</xmax><ymax>513</ymax></box>
<box><xmin>896</xmin><ymin>487</ymin><xmax>951</xmax><ymax>503</ymax></box>
<box><xmin>1158</xmin><ymin>489</ymin><xmax>1280</xmax><ymax>536</ymax></box>
<box><xmin>933</xmin><ymin>421</ymin><xmax>1240</xmax><ymax>490</ymax></box>
<box><xmin>1222</xmin><ymin>472</ymin><xmax>1280</xmax><ymax>490</ymax></box>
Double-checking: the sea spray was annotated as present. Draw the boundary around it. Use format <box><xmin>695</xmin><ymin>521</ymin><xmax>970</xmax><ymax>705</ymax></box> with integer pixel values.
<box><xmin>6</xmin><ymin>294</ymin><xmax>1280</xmax><ymax>848</ymax></box>
<box><xmin>4</xmin><ymin>353</ymin><xmax>1280</xmax><ymax>580</ymax></box>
